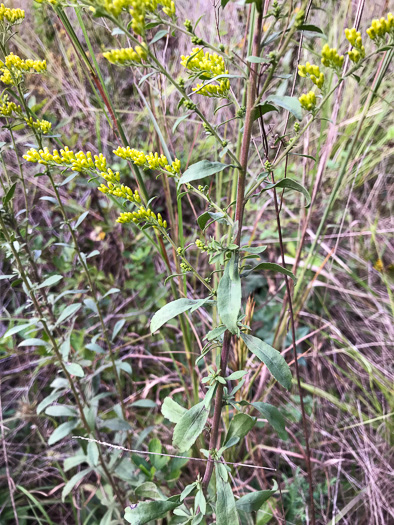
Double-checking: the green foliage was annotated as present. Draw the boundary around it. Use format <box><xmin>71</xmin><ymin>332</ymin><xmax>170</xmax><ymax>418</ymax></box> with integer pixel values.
<box><xmin>0</xmin><ymin>1</ymin><xmax>393</xmax><ymax>523</ymax></box>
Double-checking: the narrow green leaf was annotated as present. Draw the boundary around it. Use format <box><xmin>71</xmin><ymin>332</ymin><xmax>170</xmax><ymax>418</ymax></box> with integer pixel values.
<box><xmin>36</xmin><ymin>274</ymin><xmax>63</xmax><ymax>289</ymax></box>
<box><xmin>225</xmin><ymin>413</ymin><xmax>256</xmax><ymax>445</ymax></box>
<box><xmin>235</xmin><ymin>481</ymin><xmax>277</xmax><ymax>512</ymax></box>
<box><xmin>197</xmin><ymin>211</ymin><xmax>226</xmax><ymax>231</ymax></box>
<box><xmin>3</xmin><ymin>322</ymin><xmax>35</xmax><ymax>338</ymax></box>
<box><xmin>217</xmin><ymin>254</ymin><xmax>241</xmax><ymax>335</ymax></box>
<box><xmin>56</xmin><ymin>303</ymin><xmax>82</xmax><ymax>326</ymax></box>
<box><xmin>241</xmin><ymin>334</ymin><xmax>292</xmax><ymax>390</ymax></box>
<box><xmin>124</xmin><ymin>498</ymin><xmax>181</xmax><ymax>524</ymax></box>
<box><xmin>45</xmin><ymin>405</ymin><xmax>78</xmax><ymax>417</ymax></box>
<box><xmin>178</xmin><ymin>160</ymin><xmax>230</xmax><ymax>186</ymax></box>
<box><xmin>112</xmin><ymin>319</ymin><xmax>126</xmax><ymax>341</ymax></box>
<box><xmin>161</xmin><ymin>397</ymin><xmax>187</xmax><ymax>424</ymax></box>
<box><xmin>262</xmin><ymin>178</ymin><xmax>311</xmax><ymax>208</ymax></box>
<box><xmin>62</xmin><ymin>467</ymin><xmax>92</xmax><ymax>501</ymax></box>
<box><xmin>240</xmin><ymin>245</ymin><xmax>267</xmax><ymax>254</ymax></box>
<box><xmin>87</xmin><ymin>441</ymin><xmax>99</xmax><ymax>467</ymax></box>
<box><xmin>73</xmin><ymin>211</ymin><xmax>89</xmax><ymax>230</ymax></box>
<box><xmin>48</xmin><ymin>420</ymin><xmax>78</xmax><ymax>445</ymax></box>
<box><xmin>150</xmin><ymin>28</ymin><xmax>168</xmax><ymax>44</ymax></box>
<box><xmin>173</xmin><ymin>401</ymin><xmax>209</xmax><ymax>451</ymax></box>
<box><xmin>65</xmin><ymin>363</ymin><xmax>84</xmax><ymax>377</ymax></box>
<box><xmin>18</xmin><ymin>338</ymin><xmax>49</xmax><ymax>347</ymax></box>
<box><xmin>246</xmin><ymin>56</ymin><xmax>269</xmax><ymax>63</ymax></box>
<box><xmin>252</xmin><ymin>402</ymin><xmax>288</xmax><ymax>440</ymax></box>
<box><xmin>151</xmin><ymin>298</ymin><xmax>201</xmax><ymax>333</ymax></box>
<box><xmin>3</xmin><ymin>182</ymin><xmax>17</xmax><ymax>206</ymax></box>
<box><xmin>247</xmin><ymin>262</ymin><xmax>296</xmax><ymax>281</ymax></box>
<box><xmin>37</xmin><ymin>390</ymin><xmax>65</xmax><ymax>414</ymax></box>
<box><xmin>216</xmin><ymin>464</ymin><xmax>240</xmax><ymax>525</ymax></box>
<box><xmin>265</xmin><ymin>95</ymin><xmax>302</xmax><ymax>121</ymax></box>
<box><xmin>130</xmin><ymin>399</ymin><xmax>157</xmax><ymax>408</ymax></box>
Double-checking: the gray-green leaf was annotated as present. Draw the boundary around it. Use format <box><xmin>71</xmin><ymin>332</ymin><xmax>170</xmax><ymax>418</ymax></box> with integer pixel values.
<box><xmin>124</xmin><ymin>499</ymin><xmax>181</xmax><ymax>524</ymax></box>
<box><xmin>262</xmin><ymin>178</ymin><xmax>311</xmax><ymax>208</ymax></box>
<box><xmin>151</xmin><ymin>298</ymin><xmax>202</xmax><ymax>333</ymax></box>
<box><xmin>245</xmin><ymin>262</ymin><xmax>296</xmax><ymax>281</ymax></box>
<box><xmin>48</xmin><ymin>420</ymin><xmax>78</xmax><ymax>445</ymax></box>
<box><xmin>265</xmin><ymin>95</ymin><xmax>302</xmax><ymax>121</ymax></box>
<box><xmin>252</xmin><ymin>402</ymin><xmax>288</xmax><ymax>440</ymax></box>
<box><xmin>225</xmin><ymin>413</ymin><xmax>256</xmax><ymax>445</ymax></box>
<box><xmin>216</xmin><ymin>464</ymin><xmax>240</xmax><ymax>525</ymax></box>
<box><xmin>235</xmin><ymin>481</ymin><xmax>277</xmax><ymax>512</ymax></box>
<box><xmin>240</xmin><ymin>334</ymin><xmax>292</xmax><ymax>390</ymax></box>
<box><xmin>56</xmin><ymin>303</ymin><xmax>82</xmax><ymax>326</ymax></box>
<box><xmin>178</xmin><ymin>160</ymin><xmax>230</xmax><ymax>186</ymax></box>
<box><xmin>161</xmin><ymin>397</ymin><xmax>187</xmax><ymax>424</ymax></box>
<box><xmin>217</xmin><ymin>255</ymin><xmax>241</xmax><ymax>335</ymax></box>
<box><xmin>172</xmin><ymin>401</ymin><xmax>209</xmax><ymax>451</ymax></box>
<box><xmin>62</xmin><ymin>468</ymin><xmax>92</xmax><ymax>501</ymax></box>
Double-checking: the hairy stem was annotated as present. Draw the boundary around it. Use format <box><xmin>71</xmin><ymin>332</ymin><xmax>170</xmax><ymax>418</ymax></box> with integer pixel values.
<box><xmin>202</xmin><ymin>9</ymin><xmax>263</xmax><ymax>489</ymax></box>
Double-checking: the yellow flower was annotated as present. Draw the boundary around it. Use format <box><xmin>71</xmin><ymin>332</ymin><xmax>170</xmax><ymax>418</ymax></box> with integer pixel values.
<box><xmin>113</xmin><ymin>146</ymin><xmax>181</xmax><ymax>175</ymax></box>
<box><xmin>0</xmin><ymin>52</ymin><xmax>46</xmax><ymax>86</ymax></box>
<box><xmin>0</xmin><ymin>3</ymin><xmax>25</xmax><ymax>25</ymax></box>
<box><xmin>366</xmin><ymin>14</ymin><xmax>393</xmax><ymax>41</ymax></box>
<box><xmin>181</xmin><ymin>48</ymin><xmax>230</xmax><ymax>98</ymax></box>
<box><xmin>299</xmin><ymin>91</ymin><xmax>316</xmax><ymax>111</ymax></box>
<box><xmin>345</xmin><ymin>28</ymin><xmax>365</xmax><ymax>63</ymax></box>
<box><xmin>103</xmin><ymin>45</ymin><xmax>147</xmax><ymax>65</ymax></box>
<box><xmin>321</xmin><ymin>44</ymin><xmax>344</xmax><ymax>70</ymax></box>
<box><xmin>298</xmin><ymin>62</ymin><xmax>324</xmax><ymax>89</ymax></box>
<box><xmin>25</xmin><ymin>117</ymin><xmax>52</xmax><ymax>134</ymax></box>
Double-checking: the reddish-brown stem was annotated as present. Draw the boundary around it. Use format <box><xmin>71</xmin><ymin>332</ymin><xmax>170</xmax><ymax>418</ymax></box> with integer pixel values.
<box><xmin>202</xmin><ymin>9</ymin><xmax>263</xmax><ymax>489</ymax></box>
<box><xmin>270</xmin><ymin>173</ymin><xmax>316</xmax><ymax>525</ymax></box>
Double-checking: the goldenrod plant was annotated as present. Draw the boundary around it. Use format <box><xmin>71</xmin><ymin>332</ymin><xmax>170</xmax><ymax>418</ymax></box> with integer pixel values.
<box><xmin>0</xmin><ymin>1</ymin><xmax>393</xmax><ymax>524</ymax></box>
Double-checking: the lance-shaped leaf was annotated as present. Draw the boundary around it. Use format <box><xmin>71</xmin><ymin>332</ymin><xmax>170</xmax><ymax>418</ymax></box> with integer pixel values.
<box><xmin>161</xmin><ymin>397</ymin><xmax>187</xmax><ymax>424</ymax></box>
<box><xmin>252</xmin><ymin>402</ymin><xmax>288</xmax><ymax>440</ymax></box>
<box><xmin>243</xmin><ymin>262</ymin><xmax>296</xmax><ymax>281</ymax></box>
<box><xmin>217</xmin><ymin>254</ymin><xmax>241</xmax><ymax>335</ymax></box>
<box><xmin>178</xmin><ymin>160</ymin><xmax>230</xmax><ymax>186</ymax></box>
<box><xmin>216</xmin><ymin>464</ymin><xmax>240</xmax><ymax>525</ymax></box>
<box><xmin>265</xmin><ymin>95</ymin><xmax>303</xmax><ymax>121</ymax></box>
<box><xmin>262</xmin><ymin>178</ymin><xmax>311</xmax><ymax>208</ymax></box>
<box><xmin>225</xmin><ymin>413</ymin><xmax>256</xmax><ymax>445</ymax></box>
<box><xmin>240</xmin><ymin>334</ymin><xmax>292</xmax><ymax>390</ymax></box>
<box><xmin>124</xmin><ymin>498</ymin><xmax>181</xmax><ymax>524</ymax></box>
<box><xmin>172</xmin><ymin>401</ymin><xmax>209</xmax><ymax>451</ymax></box>
<box><xmin>235</xmin><ymin>481</ymin><xmax>278</xmax><ymax>512</ymax></box>
<box><xmin>151</xmin><ymin>298</ymin><xmax>202</xmax><ymax>333</ymax></box>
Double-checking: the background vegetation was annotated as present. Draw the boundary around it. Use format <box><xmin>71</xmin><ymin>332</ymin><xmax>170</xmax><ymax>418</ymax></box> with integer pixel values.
<box><xmin>0</xmin><ymin>0</ymin><xmax>393</xmax><ymax>523</ymax></box>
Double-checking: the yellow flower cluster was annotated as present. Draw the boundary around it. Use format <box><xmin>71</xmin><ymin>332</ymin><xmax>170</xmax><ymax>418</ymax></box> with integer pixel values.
<box><xmin>298</xmin><ymin>62</ymin><xmax>324</xmax><ymax>89</ymax></box>
<box><xmin>98</xmin><ymin>180</ymin><xmax>141</xmax><ymax>203</ymax></box>
<box><xmin>0</xmin><ymin>3</ymin><xmax>24</xmax><ymax>24</ymax></box>
<box><xmin>92</xmin><ymin>0</ymin><xmax>175</xmax><ymax>34</ymax></box>
<box><xmin>321</xmin><ymin>44</ymin><xmax>344</xmax><ymax>70</ymax></box>
<box><xmin>23</xmin><ymin>147</ymin><xmax>113</xmax><ymax>176</ymax></box>
<box><xmin>193</xmin><ymin>79</ymin><xmax>230</xmax><ymax>98</ymax></box>
<box><xmin>0</xmin><ymin>96</ymin><xmax>51</xmax><ymax>134</ymax></box>
<box><xmin>0</xmin><ymin>96</ymin><xmax>22</xmax><ymax>117</ymax></box>
<box><xmin>116</xmin><ymin>208</ymin><xmax>167</xmax><ymax>228</ymax></box>
<box><xmin>181</xmin><ymin>48</ymin><xmax>229</xmax><ymax>98</ymax></box>
<box><xmin>195</xmin><ymin>238</ymin><xmax>208</xmax><ymax>251</ymax></box>
<box><xmin>0</xmin><ymin>53</ymin><xmax>46</xmax><ymax>85</ymax></box>
<box><xmin>366</xmin><ymin>14</ymin><xmax>393</xmax><ymax>41</ymax></box>
<box><xmin>181</xmin><ymin>48</ymin><xmax>226</xmax><ymax>77</ymax></box>
<box><xmin>113</xmin><ymin>146</ymin><xmax>181</xmax><ymax>175</ymax></box>
<box><xmin>345</xmin><ymin>28</ymin><xmax>365</xmax><ymax>63</ymax></box>
<box><xmin>25</xmin><ymin>117</ymin><xmax>52</xmax><ymax>134</ymax></box>
<box><xmin>103</xmin><ymin>45</ymin><xmax>147</xmax><ymax>65</ymax></box>
<box><xmin>299</xmin><ymin>91</ymin><xmax>316</xmax><ymax>111</ymax></box>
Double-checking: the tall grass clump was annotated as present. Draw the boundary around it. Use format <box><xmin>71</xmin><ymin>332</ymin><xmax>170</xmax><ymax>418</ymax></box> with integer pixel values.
<box><xmin>0</xmin><ymin>1</ymin><xmax>393</xmax><ymax>524</ymax></box>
